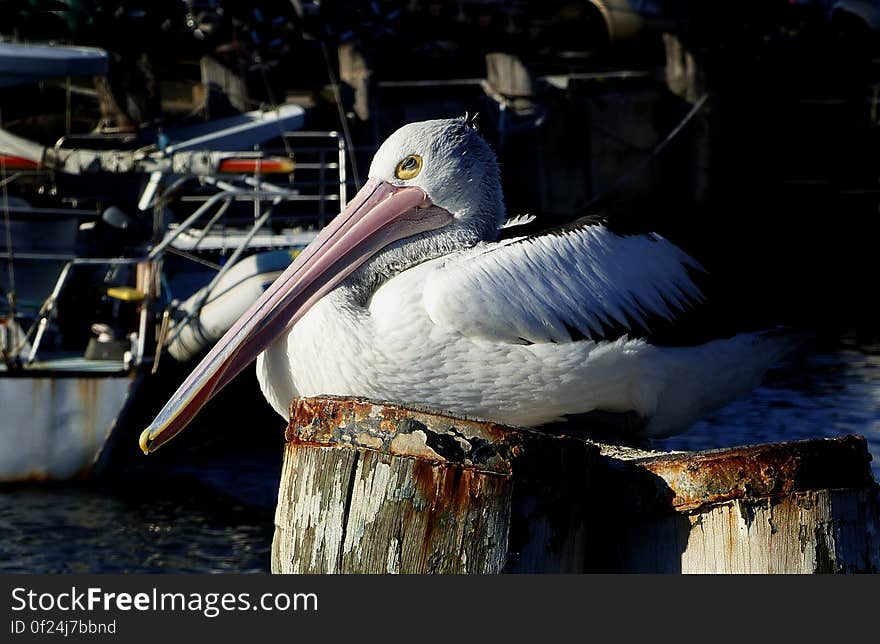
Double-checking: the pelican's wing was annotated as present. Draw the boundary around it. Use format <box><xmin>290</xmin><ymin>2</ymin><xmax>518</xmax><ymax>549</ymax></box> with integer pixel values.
<box><xmin>423</xmin><ymin>221</ymin><xmax>705</xmax><ymax>344</ymax></box>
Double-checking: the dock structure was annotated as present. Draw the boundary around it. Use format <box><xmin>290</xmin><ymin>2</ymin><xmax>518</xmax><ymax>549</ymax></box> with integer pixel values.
<box><xmin>272</xmin><ymin>397</ymin><xmax>880</xmax><ymax>574</ymax></box>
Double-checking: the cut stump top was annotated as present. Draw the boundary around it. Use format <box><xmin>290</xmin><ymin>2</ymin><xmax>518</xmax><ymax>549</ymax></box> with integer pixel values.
<box><xmin>287</xmin><ymin>396</ymin><xmax>876</xmax><ymax>513</ymax></box>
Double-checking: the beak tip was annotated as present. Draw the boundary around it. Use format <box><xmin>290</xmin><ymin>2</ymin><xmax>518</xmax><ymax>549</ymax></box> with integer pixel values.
<box><xmin>139</xmin><ymin>428</ymin><xmax>153</xmax><ymax>455</ymax></box>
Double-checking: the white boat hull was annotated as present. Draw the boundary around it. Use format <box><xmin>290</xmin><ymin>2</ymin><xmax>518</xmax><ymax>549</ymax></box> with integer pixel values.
<box><xmin>0</xmin><ymin>372</ymin><xmax>136</xmax><ymax>481</ymax></box>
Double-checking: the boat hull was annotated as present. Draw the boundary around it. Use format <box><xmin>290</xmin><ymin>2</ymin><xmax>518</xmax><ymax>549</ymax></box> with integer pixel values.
<box><xmin>0</xmin><ymin>372</ymin><xmax>137</xmax><ymax>481</ymax></box>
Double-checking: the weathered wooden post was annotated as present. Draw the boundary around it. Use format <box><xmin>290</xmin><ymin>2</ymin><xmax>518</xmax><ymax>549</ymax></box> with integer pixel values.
<box><xmin>273</xmin><ymin>397</ymin><xmax>880</xmax><ymax>574</ymax></box>
<box><xmin>597</xmin><ymin>436</ymin><xmax>880</xmax><ymax>573</ymax></box>
<box><xmin>272</xmin><ymin>396</ymin><xmax>599</xmax><ymax>573</ymax></box>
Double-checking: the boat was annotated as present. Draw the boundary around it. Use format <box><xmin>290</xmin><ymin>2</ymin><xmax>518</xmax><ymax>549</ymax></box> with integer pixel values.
<box><xmin>0</xmin><ymin>42</ymin><xmax>346</xmax><ymax>481</ymax></box>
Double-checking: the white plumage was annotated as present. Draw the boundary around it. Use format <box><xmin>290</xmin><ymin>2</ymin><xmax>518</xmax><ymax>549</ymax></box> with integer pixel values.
<box><xmin>252</xmin><ymin>117</ymin><xmax>797</xmax><ymax>438</ymax></box>
<box><xmin>422</xmin><ymin>227</ymin><xmax>702</xmax><ymax>344</ymax></box>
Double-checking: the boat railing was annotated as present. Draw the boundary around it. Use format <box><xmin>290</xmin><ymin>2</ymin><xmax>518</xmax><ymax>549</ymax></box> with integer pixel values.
<box><xmin>53</xmin><ymin>132</ymin><xmax>140</xmax><ymax>150</ymax></box>
<box><xmin>140</xmin><ymin>131</ymin><xmax>348</xmax><ymax>366</ymax></box>
<box><xmin>149</xmin><ymin>182</ymin><xmax>299</xmax><ymax>359</ymax></box>
<box><xmin>7</xmin><ymin>186</ymin><xmax>292</xmax><ymax>368</ymax></box>
<box><xmin>2</xmin><ymin>126</ymin><xmax>349</xmax><ymax>370</ymax></box>
<box><xmin>147</xmin><ymin>130</ymin><xmax>347</xmax><ymax>229</ymax></box>
<box><xmin>0</xmin><ymin>254</ymin><xmax>150</xmax><ymax>369</ymax></box>
<box><xmin>152</xmin><ymin>128</ymin><xmax>347</xmax><ymax>291</ymax></box>
<box><xmin>271</xmin><ymin>129</ymin><xmax>348</xmax><ymax>227</ymax></box>
<box><xmin>149</xmin><ymin>188</ymin><xmax>291</xmax><ymax>260</ymax></box>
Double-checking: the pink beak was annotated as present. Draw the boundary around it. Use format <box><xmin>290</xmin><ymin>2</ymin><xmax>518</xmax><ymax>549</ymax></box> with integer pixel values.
<box><xmin>139</xmin><ymin>178</ymin><xmax>451</xmax><ymax>453</ymax></box>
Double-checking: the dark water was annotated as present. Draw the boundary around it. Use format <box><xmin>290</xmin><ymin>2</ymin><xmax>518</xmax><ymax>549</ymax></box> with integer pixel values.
<box><xmin>656</xmin><ymin>338</ymin><xmax>880</xmax><ymax>465</ymax></box>
<box><xmin>0</xmin><ymin>448</ymin><xmax>281</xmax><ymax>573</ymax></box>
<box><xmin>1</xmin><ymin>339</ymin><xmax>878</xmax><ymax>573</ymax></box>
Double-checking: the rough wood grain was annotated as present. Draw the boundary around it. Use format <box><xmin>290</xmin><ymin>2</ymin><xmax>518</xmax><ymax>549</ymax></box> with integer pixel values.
<box><xmin>272</xmin><ymin>397</ymin><xmax>880</xmax><ymax>574</ymax></box>
<box><xmin>612</xmin><ymin>489</ymin><xmax>880</xmax><ymax>573</ymax></box>
<box><xmin>272</xmin><ymin>396</ymin><xmax>598</xmax><ymax>573</ymax></box>
<box><xmin>596</xmin><ymin>435</ymin><xmax>880</xmax><ymax>573</ymax></box>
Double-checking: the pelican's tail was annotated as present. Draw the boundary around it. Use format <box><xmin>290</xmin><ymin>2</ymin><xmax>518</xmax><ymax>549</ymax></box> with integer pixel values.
<box><xmin>642</xmin><ymin>328</ymin><xmax>810</xmax><ymax>437</ymax></box>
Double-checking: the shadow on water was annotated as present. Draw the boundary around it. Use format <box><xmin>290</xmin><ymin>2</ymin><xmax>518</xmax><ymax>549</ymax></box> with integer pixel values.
<box><xmin>0</xmin><ymin>364</ymin><xmax>287</xmax><ymax>574</ymax></box>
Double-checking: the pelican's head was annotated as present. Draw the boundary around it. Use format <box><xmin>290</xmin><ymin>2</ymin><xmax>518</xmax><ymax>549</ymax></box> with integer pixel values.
<box><xmin>369</xmin><ymin>118</ymin><xmax>504</xmax><ymax>233</ymax></box>
<box><xmin>139</xmin><ymin>118</ymin><xmax>504</xmax><ymax>453</ymax></box>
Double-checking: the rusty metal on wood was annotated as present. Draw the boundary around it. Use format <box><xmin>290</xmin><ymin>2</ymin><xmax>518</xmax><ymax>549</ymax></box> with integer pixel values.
<box><xmin>593</xmin><ymin>435</ymin><xmax>880</xmax><ymax>573</ymax></box>
<box><xmin>287</xmin><ymin>396</ymin><xmax>534</xmax><ymax>473</ymax></box>
<box><xmin>274</xmin><ymin>396</ymin><xmax>599</xmax><ymax>574</ymax></box>
<box><xmin>629</xmin><ymin>435</ymin><xmax>875</xmax><ymax>513</ymax></box>
<box><xmin>274</xmin><ymin>396</ymin><xmax>880</xmax><ymax>574</ymax></box>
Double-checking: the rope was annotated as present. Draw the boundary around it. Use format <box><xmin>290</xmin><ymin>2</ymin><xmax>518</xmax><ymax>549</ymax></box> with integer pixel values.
<box><xmin>151</xmin><ymin>307</ymin><xmax>171</xmax><ymax>375</ymax></box>
<box><xmin>164</xmin><ymin>247</ymin><xmax>223</xmax><ymax>270</ymax></box>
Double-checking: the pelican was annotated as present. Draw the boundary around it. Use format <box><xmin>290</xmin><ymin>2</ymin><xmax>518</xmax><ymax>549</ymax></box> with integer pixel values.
<box><xmin>140</xmin><ymin>117</ymin><xmax>798</xmax><ymax>453</ymax></box>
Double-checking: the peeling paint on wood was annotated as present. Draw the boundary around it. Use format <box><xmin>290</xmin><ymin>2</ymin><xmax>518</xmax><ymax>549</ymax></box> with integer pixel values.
<box><xmin>610</xmin><ymin>488</ymin><xmax>880</xmax><ymax>573</ymax></box>
<box><xmin>272</xmin><ymin>397</ymin><xmax>880</xmax><ymax>574</ymax></box>
<box><xmin>593</xmin><ymin>435</ymin><xmax>880</xmax><ymax>572</ymax></box>
<box><xmin>273</xmin><ymin>396</ymin><xmax>598</xmax><ymax>573</ymax></box>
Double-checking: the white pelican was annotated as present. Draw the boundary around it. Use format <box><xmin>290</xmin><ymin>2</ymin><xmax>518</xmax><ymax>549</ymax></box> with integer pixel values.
<box><xmin>140</xmin><ymin>117</ymin><xmax>798</xmax><ymax>452</ymax></box>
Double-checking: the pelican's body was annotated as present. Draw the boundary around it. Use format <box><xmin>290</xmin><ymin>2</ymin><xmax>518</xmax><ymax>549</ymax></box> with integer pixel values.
<box><xmin>141</xmin><ymin>117</ymin><xmax>798</xmax><ymax>452</ymax></box>
<box><xmin>258</xmin><ymin>233</ymin><xmax>789</xmax><ymax>437</ymax></box>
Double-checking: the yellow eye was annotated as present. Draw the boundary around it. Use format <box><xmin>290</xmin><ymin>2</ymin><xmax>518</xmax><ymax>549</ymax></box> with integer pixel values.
<box><xmin>395</xmin><ymin>154</ymin><xmax>423</xmax><ymax>180</ymax></box>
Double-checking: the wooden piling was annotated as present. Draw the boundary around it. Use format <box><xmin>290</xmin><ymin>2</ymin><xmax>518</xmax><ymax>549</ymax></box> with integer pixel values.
<box><xmin>598</xmin><ymin>436</ymin><xmax>880</xmax><ymax>573</ymax></box>
<box><xmin>272</xmin><ymin>397</ymin><xmax>880</xmax><ymax>574</ymax></box>
<box><xmin>272</xmin><ymin>396</ymin><xmax>598</xmax><ymax>573</ymax></box>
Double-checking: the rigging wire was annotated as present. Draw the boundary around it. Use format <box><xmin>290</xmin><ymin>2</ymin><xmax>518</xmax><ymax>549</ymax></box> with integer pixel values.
<box><xmin>256</xmin><ymin>55</ymin><xmax>295</xmax><ymax>162</ymax></box>
<box><xmin>0</xmin><ymin>105</ymin><xmax>22</xmax><ymax>364</ymax></box>
<box><xmin>581</xmin><ymin>94</ymin><xmax>709</xmax><ymax>212</ymax></box>
<box><xmin>1</xmin><ymin>107</ymin><xmax>17</xmax><ymax>318</ymax></box>
<box><xmin>320</xmin><ymin>40</ymin><xmax>361</xmax><ymax>190</ymax></box>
